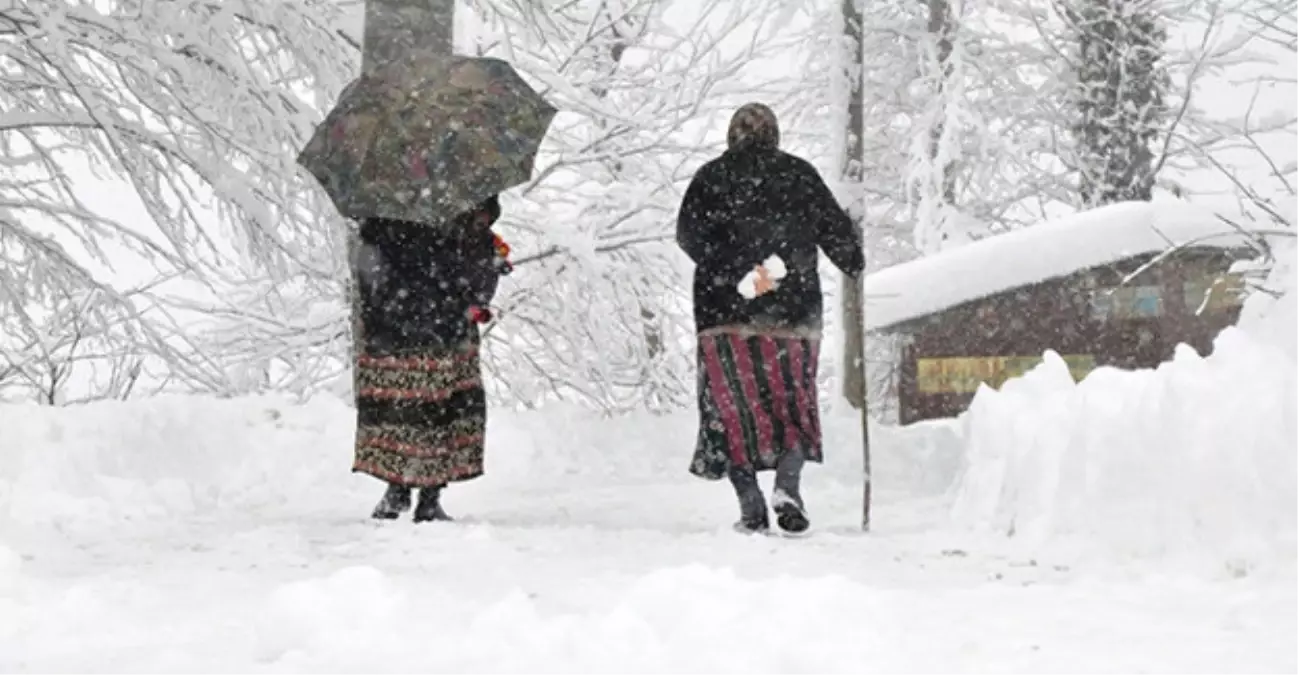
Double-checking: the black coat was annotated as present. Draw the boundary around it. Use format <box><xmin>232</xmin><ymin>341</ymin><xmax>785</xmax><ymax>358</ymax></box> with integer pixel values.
<box><xmin>675</xmin><ymin>145</ymin><xmax>865</xmax><ymax>333</ymax></box>
<box><xmin>356</xmin><ymin>206</ymin><xmax>501</xmax><ymax>353</ymax></box>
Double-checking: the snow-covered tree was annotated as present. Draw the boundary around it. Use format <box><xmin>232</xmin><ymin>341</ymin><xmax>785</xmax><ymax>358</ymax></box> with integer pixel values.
<box><xmin>1201</xmin><ymin>1</ymin><xmax>1295</xmax><ymax>309</ymax></box>
<box><xmin>907</xmin><ymin>0</ymin><xmax>977</xmax><ymax>253</ymax></box>
<box><xmin>458</xmin><ymin>0</ymin><xmax>811</xmax><ymax>412</ymax></box>
<box><xmin>5</xmin><ymin>0</ymin><xmax>1288</xmax><ymax>412</ymax></box>
<box><xmin>1005</xmin><ymin>0</ymin><xmax>1295</xmax><ymax>213</ymax></box>
<box><xmin>1063</xmin><ymin>0</ymin><xmax>1170</xmax><ymax>207</ymax></box>
<box><xmin>526</xmin><ymin>0</ymin><xmax>677</xmax><ymax>411</ymax></box>
<box><xmin>0</xmin><ymin>0</ymin><xmax>356</xmax><ymax>402</ymax></box>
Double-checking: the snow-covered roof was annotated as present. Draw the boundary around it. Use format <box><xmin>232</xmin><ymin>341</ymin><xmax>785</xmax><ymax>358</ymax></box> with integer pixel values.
<box><xmin>864</xmin><ymin>201</ymin><xmax>1259</xmax><ymax>333</ymax></box>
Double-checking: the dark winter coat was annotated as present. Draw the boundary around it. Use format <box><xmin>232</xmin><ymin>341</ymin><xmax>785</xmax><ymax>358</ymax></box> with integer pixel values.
<box><xmin>356</xmin><ymin>198</ymin><xmax>502</xmax><ymax>353</ymax></box>
<box><xmin>675</xmin><ymin>145</ymin><xmax>865</xmax><ymax>334</ymax></box>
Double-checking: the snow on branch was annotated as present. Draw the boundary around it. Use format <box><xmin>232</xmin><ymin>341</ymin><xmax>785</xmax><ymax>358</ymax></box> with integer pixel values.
<box><xmin>464</xmin><ymin>0</ymin><xmax>814</xmax><ymax>412</ymax></box>
<box><xmin>0</xmin><ymin>0</ymin><xmax>356</xmax><ymax>403</ymax></box>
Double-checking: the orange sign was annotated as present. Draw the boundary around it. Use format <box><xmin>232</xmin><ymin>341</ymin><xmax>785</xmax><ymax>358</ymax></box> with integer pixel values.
<box><xmin>916</xmin><ymin>354</ymin><xmax>1096</xmax><ymax>394</ymax></box>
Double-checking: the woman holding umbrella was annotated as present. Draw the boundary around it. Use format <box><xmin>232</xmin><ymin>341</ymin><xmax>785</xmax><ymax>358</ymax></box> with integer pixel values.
<box><xmin>297</xmin><ymin>54</ymin><xmax>555</xmax><ymax>522</ymax></box>
<box><xmin>353</xmin><ymin>196</ymin><xmax>513</xmax><ymax>521</ymax></box>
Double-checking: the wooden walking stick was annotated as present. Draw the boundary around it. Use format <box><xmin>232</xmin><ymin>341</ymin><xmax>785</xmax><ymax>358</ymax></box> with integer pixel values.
<box><xmin>855</xmin><ymin>276</ymin><xmax>871</xmax><ymax>532</ymax></box>
<box><xmin>843</xmin><ymin>271</ymin><xmax>872</xmax><ymax>532</ymax></box>
<box><xmin>838</xmin><ymin>0</ymin><xmax>871</xmax><ymax>532</ymax></box>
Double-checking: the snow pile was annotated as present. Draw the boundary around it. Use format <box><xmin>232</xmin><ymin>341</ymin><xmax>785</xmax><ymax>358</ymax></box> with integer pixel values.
<box><xmin>1237</xmin><ymin>235</ymin><xmax>1296</xmax><ymax>358</ymax></box>
<box><xmin>952</xmin><ymin>344</ymin><xmax>1296</xmax><ymax>569</ymax></box>
<box><xmin>950</xmin><ymin>253</ymin><xmax>1297</xmax><ymax>572</ymax></box>
<box><xmin>10</xmin><ymin>558</ymin><xmax>1291</xmax><ymax>672</ymax></box>
<box><xmin>246</xmin><ymin>564</ymin><xmax>879</xmax><ymax>672</ymax></box>
<box><xmin>255</xmin><ymin>565</ymin><xmax>408</xmax><ymax>664</ymax></box>
<box><xmin>0</xmin><ymin>395</ymin><xmax>357</xmax><ymax>529</ymax></box>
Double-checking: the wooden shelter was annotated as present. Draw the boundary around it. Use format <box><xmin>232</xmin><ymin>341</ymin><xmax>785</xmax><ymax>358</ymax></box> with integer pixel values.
<box><xmin>863</xmin><ymin>202</ymin><xmax>1260</xmax><ymax>425</ymax></box>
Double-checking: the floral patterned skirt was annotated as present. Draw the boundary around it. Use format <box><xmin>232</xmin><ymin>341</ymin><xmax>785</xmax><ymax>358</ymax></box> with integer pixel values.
<box><xmin>352</xmin><ymin>340</ymin><xmax>486</xmax><ymax>488</ymax></box>
<box><xmin>689</xmin><ymin>330</ymin><xmax>823</xmax><ymax>480</ymax></box>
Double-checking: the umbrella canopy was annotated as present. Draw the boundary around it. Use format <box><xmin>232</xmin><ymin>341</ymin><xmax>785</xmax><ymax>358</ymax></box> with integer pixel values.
<box><xmin>298</xmin><ymin>53</ymin><xmax>557</xmax><ymax>224</ymax></box>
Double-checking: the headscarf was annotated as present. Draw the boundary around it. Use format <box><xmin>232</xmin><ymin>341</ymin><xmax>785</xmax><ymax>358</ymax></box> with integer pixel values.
<box><xmin>726</xmin><ymin>102</ymin><xmax>780</xmax><ymax>150</ymax></box>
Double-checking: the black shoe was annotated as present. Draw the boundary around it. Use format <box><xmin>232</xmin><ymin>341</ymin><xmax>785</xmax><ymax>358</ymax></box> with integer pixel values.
<box><xmin>733</xmin><ymin>511</ymin><xmax>770</xmax><ymax>534</ymax></box>
<box><xmin>413</xmin><ymin>486</ymin><xmax>453</xmax><ymax>523</ymax></box>
<box><xmin>772</xmin><ymin>489</ymin><xmax>810</xmax><ymax>534</ymax></box>
<box><xmin>728</xmin><ymin>466</ymin><xmax>769</xmax><ymax>534</ymax></box>
<box><xmin>371</xmin><ymin>483</ymin><xmax>412</xmax><ymax>520</ymax></box>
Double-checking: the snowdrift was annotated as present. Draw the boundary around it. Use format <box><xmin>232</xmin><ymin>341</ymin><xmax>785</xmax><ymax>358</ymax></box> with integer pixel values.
<box><xmin>950</xmin><ymin>243</ymin><xmax>1297</xmax><ymax>573</ymax></box>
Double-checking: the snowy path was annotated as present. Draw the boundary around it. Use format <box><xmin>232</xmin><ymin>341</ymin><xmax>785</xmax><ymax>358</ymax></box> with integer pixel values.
<box><xmin>1</xmin><ymin>396</ymin><xmax>1293</xmax><ymax>672</ymax></box>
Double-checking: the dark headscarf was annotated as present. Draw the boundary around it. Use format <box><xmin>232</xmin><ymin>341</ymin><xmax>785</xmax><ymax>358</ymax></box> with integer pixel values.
<box><xmin>476</xmin><ymin>194</ymin><xmax>501</xmax><ymax>226</ymax></box>
<box><xmin>726</xmin><ymin>102</ymin><xmax>780</xmax><ymax>150</ymax></box>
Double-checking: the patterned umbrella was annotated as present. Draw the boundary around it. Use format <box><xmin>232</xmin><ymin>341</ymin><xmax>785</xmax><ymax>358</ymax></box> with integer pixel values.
<box><xmin>298</xmin><ymin>53</ymin><xmax>557</xmax><ymax>224</ymax></box>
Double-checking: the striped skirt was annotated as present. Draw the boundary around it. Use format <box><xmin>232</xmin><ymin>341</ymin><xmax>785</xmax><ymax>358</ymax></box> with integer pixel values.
<box><xmin>689</xmin><ymin>331</ymin><xmax>823</xmax><ymax>480</ymax></box>
<box><xmin>352</xmin><ymin>341</ymin><xmax>486</xmax><ymax>488</ymax></box>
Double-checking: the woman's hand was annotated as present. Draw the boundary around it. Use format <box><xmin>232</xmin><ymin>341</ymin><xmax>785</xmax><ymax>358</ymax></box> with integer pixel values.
<box><xmin>736</xmin><ymin>256</ymin><xmax>785</xmax><ymax>299</ymax></box>
<box><xmin>752</xmin><ymin>264</ymin><xmax>776</xmax><ymax>297</ymax></box>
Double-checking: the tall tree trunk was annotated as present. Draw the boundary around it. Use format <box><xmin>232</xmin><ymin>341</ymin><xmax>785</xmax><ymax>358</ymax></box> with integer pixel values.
<box><xmin>925</xmin><ymin>0</ymin><xmax>958</xmax><ymax>206</ymax></box>
<box><xmin>350</xmin><ymin>0</ymin><xmax>457</xmax><ymax>395</ymax></box>
<box><xmin>1065</xmin><ymin>0</ymin><xmax>1168</xmax><ymax>207</ymax></box>
<box><xmin>912</xmin><ymin>0</ymin><xmax>962</xmax><ymax>254</ymax></box>
<box><xmin>362</xmin><ymin>0</ymin><xmax>456</xmax><ymax>73</ymax></box>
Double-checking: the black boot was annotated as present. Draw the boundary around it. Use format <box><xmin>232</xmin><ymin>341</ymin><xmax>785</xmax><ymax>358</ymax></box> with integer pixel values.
<box><xmin>728</xmin><ymin>466</ymin><xmax>769</xmax><ymax>533</ymax></box>
<box><xmin>772</xmin><ymin>450</ymin><xmax>810</xmax><ymax>534</ymax></box>
<box><xmin>413</xmin><ymin>485</ymin><xmax>453</xmax><ymax>523</ymax></box>
<box><xmin>371</xmin><ymin>483</ymin><xmax>412</xmax><ymax>520</ymax></box>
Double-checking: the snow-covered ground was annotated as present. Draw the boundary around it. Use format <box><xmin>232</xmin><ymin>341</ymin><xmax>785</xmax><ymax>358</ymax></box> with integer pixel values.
<box><xmin>1</xmin><ymin>252</ymin><xmax>1294</xmax><ymax>672</ymax></box>
<box><xmin>0</xmin><ymin>388</ymin><xmax>1291</xmax><ymax>670</ymax></box>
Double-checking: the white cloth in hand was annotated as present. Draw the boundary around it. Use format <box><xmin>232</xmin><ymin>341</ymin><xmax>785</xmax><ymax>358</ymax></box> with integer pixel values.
<box><xmin>737</xmin><ymin>255</ymin><xmax>788</xmax><ymax>299</ymax></box>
